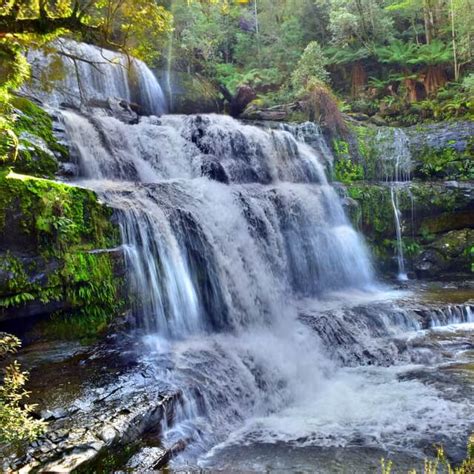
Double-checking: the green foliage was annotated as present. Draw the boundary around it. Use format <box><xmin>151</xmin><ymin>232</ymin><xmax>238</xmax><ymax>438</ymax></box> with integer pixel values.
<box><xmin>159</xmin><ymin>0</ymin><xmax>473</xmax><ymax>117</ymax></box>
<box><xmin>0</xmin><ymin>96</ymin><xmax>68</xmax><ymax>178</ymax></box>
<box><xmin>0</xmin><ymin>170</ymin><xmax>119</xmax><ymax>251</ymax></box>
<box><xmin>0</xmin><ymin>332</ymin><xmax>46</xmax><ymax>445</ymax></box>
<box><xmin>419</xmin><ymin>142</ymin><xmax>474</xmax><ymax>180</ymax></box>
<box><xmin>382</xmin><ymin>434</ymin><xmax>474</xmax><ymax>474</ymax></box>
<box><xmin>215</xmin><ymin>64</ymin><xmax>279</xmax><ymax>95</ymax></box>
<box><xmin>416</xmin><ymin>40</ymin><xmax>452</xmax><ymax>66</ymax></box>
<box><xmin>326</xmin><ymin>46</ymin><xmax>370</xmax><ymax>65</ymax></box>
<box><xmin>462</xmin><ymin>74</ymin><xmax>474</xmax><ymax>96</ymax></box>
<box><xmin>291</xmin><ymin>41</ymin><xmax>329</xmax><ymax>91</ymax></box>
<box><xmin>376</xmin><ymin>40</ymin><xmax>419</xmax><ymax>67</ymax></box>
<box><xmin>332</xmin><ymin>137</ymin><xmax>364</xmax><ymax>184</ymax></box>
<box><xmin>334</xmin><ymin>158</ymin><xmax>364</xmax><ymax>184</ymax></box>
<box><xmin>0</xmin><ymin>171</ymin><xmax>124</xmax><ymax>338</ymax></box>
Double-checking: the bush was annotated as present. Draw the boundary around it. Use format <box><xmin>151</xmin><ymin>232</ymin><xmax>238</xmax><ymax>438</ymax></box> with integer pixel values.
<box><xmin>0</xmin><ymin>333</ymin><xmax>46</xmax><ymax>445</ymax></box>
<box><xmin>304</xmin><ymin>79</ymin><xmax>348</xmax><ymax>136</ymax></box>
<box><xmin>291</xmin><ymin>41</ymin><xmax>330</xmax><ymax>90</ymax></box>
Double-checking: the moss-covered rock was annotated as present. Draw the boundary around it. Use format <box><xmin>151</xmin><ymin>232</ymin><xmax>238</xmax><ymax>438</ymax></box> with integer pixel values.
<box><xmin>334</xmin><ymin>120</ymin><xmax>474</xmax><ymax>183</ymax></box>
<box><xmin>0</xmin><ymin>171</ymin><xmax>125</xmax><ymax>338</ymax></box>
<box><xmin>414</xmin><ymin>229</ymin><xmax>474</xmax><ymax>277</ymax></box>
<box><xmin>1</xmin><ymin>96</ymin><xmax>68</xmax><ymax>178</ymax></box>
<box><xmin>346</xmin><ymin>181</ymin><xmax>474</xmax><ymax>277</ymax></box>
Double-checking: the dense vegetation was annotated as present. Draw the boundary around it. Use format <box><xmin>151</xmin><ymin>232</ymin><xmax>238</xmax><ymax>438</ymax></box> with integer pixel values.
<box><xmin>160</xmin><ymin>0</ymin><xmax>473</xmax><ymax>124</ymax></box>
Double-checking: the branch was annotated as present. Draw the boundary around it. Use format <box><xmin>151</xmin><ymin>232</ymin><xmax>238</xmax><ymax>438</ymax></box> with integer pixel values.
<box><xmin>0</xmin><ymin>14</ymin><xmax>96</xmax><ymax>36</ymax></box>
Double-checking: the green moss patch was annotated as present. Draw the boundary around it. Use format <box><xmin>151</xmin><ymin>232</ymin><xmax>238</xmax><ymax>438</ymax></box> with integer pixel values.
<box><xmin>1</xmin><ymin>97</ymin><xmax>67</xmax><ymax>178</ymax></box>
<box><xmin>0</xmin><ymin>171</ymin><xmax>125</xmax><ymax>340</ymax></box>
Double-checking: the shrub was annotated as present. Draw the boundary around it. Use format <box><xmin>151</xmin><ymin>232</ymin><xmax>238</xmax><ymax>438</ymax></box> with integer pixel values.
<box><xmin>0</xmin><ymin>333</ymin><xmax>46</xmax><ymax>445</ymax></box>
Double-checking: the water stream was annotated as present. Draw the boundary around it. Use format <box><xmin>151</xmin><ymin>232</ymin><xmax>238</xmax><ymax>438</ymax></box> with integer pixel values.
<box><xmin>25</xmin><ymin>41</ymin><xmax>473</xmax><ymax>470</ymax></box>
<box><xmin>377</xmin><ymin>128</ymin><xmax>413</xmax><ymax>280</ymax></box>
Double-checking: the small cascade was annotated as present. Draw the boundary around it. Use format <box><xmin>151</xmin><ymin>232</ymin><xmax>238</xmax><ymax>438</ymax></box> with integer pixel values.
<box><xmin>390</xmin><ymin>186</ymin><xmax>407</xmax><ymax>279</ymax></box>
<box><xmin>376</xmin><ymin>128</ymin><xmax>413</xmax><ymax>279</ymax></box>
<box><xmin>24</xmin><ymin>39</ymin><xmax>167</xmax><ymax>115</ymax></box>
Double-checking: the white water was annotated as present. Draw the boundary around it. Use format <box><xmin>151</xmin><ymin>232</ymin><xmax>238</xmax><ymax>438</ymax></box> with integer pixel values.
<box><xmin>376</xmin><ymin>128</ymin><xmax>413</xmax><ymax>280</ymax></box>
<box><xmin>26</xmin><ymin>42</ymin><xmax>474</xmax><ymax>469</ymax></box>
<box><xmin>24</xmin><ymin>39</ymin><xmax>167</xmax><ymax>115</ymax></box>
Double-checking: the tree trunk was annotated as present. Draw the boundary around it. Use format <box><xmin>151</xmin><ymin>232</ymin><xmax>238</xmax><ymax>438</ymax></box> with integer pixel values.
<box><xmin>449</xmin><ymin>0</ymin><xmax>459</xmax><ymax>81</ymax></box>
<box><xmin>404</xmin><ymin>78</ymin><xmax>422</xmax><ymax>102</ymax></box>
<box><xmin>424</xmin><ymin>65</ymin><xmax>447</xmax><ymax>95</ymax></box>
<box><xmin>219</xmin><ymin>84</ymin><xmax>257</xmax><ymax>118</ymax></box>
<box><xmin>351</xmin><ymin>61</ymin><xmax>367</xmax><ymax>97</ymax></box>
<box><xmin>423</xmin><ymin>0</ymin><xmax>434</xmax><ymax>43</ymax></box>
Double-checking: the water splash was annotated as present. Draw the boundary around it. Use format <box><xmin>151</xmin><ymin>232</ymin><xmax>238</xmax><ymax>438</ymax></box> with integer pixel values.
<box><xmin>61</xmin><ymin>111</ymin><xmax>375</xmax><ymax>336</ymax></box>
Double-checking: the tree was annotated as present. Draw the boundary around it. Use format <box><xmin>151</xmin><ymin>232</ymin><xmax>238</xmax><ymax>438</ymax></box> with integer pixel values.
<box><xmin>291</xmin><ymin>41</ymin><xmax>329</xmax><ymax>91</ymax></box>
<box><xmin>326</xmin><ymin>0</ymin><xmax>395</xmax><ymax>49</ymax></box>
<box><xmin>326</xmin><ymin>46</ymin><xmax>370</xmax><ymax>97</ymax></box>
<box><xmin>0</xmin><ymin>1</ymin><xmax>172</xmax><ymax>60</ymax></box>
<box><xmin>0</xmin><ymin>333</ymin><xmax>46</xmax><ymax>445</ymax></box>
<box><xmin>377</xmin><ymin>40</ymin><xmax>423</xmax><ymax>101</ymax></box>
<box><xmin>415</xmin><ymin>39</ymin><xmax>452</xmax><ymax>94</ymax></box>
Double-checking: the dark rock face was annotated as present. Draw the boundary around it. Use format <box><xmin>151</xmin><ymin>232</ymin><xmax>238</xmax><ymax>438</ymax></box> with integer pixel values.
<box><xmin>407</xmin><ymin>121</ymin><xmax>474</xmax><ymax>155</ymax></box>
<box><xmin>414</xmin><ymin>229</ymin><xmax>474</xmax><ymax>277</ymax></box>
<box><xmin>405</xmin><ymin>121</ymin><xmax>474</xmax><ymax>180</ymax></box>
<box><xmin>200</xmin><ymin>155</ymin><xmax>229</xmax><ymax>184</ymax></box>
<box><xmin>87</xmin><ymin>98</ymin><xmax>140</xmax><ymax>124</ymax></box>
<box><xmin>0</xmin><ymin>99</ymin><xmax>126</xmax><ymax>327</ymax></box>
<box><xmin>228</xmin><ymin>85</ymin><xmax>257</xmax><ymax>118</ymax></box>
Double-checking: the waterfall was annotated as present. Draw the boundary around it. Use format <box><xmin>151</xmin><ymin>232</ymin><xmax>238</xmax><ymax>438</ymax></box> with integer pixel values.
<box><xmin>376</xmin><ymin>128</ymin><xmax>412</xmax><ymax>280</ymax></box>
<box><xmin>24</xmin><ymin>39</ymin><xmax>167</xmax><ymax>115</ymax></box>
<box><xmin>26</xmin><ymin>42</ymin><xmax>472</xmax><ymax>469</ymax></box>
<box><xmin>61</xmin><ymin>112</ymin><xmax>375</xmax><ymax>336</ymax></box>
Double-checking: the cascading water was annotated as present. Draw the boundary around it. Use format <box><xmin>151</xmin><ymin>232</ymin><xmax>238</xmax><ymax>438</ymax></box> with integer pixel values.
<box><xmin>377</xmin><ymin>128</ymin><xmax>413</xmax><ymax>280</ymax></box>
<box><xmin>25</xmin><ymin>42</ymin><xmax>473</xmax><ymax>470</ymax></box>
<box><xmin>23</xmin><ymin>39</ymin><xmax>167</xmax><ymax>115</ymax></box>
<box><xmin>59</xmin><ymin>110</ymin><xmax>471</xmax><ymax>468</ymax></box>
<box><xmin>62</xmin><ymin>112</ymin><xmax>374</xmax><ymax>336</ymax></box>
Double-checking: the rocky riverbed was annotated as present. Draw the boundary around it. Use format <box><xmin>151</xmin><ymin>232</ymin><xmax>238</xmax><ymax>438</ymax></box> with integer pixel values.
<box><xmin>2</xmin><ymin>280</ymin><xmax>472</xmax><ymax>472</ymax></box>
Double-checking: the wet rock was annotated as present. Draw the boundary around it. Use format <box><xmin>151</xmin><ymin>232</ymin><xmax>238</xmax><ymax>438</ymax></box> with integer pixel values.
<box><xmin>87</xmin><ymin>98</ymin><xmax>140</xmax><ymax>124</ymax></box>
<box><xmin>369</xmin><ymin>115</ymin><xmax>387</xmax><ymax>126</ymax></box>
<box><xmin>241</xmin><ymin>101</ymin><xmax>304</xmax><ymax>122</ymax></box>
<box><xmin>347</xmin><ymin>112</ymin><xmax>370</xmax><ymax>122</ymax></box>
<box><xmin>41</xmin><ymin>408</ymin><xmax>68</xmax><ymax>421</ymax></box>
<box><xmin>345</xmin><ymin>181</ymin><xmax>474</xmax><ymax>277</ymax></box>
<box><xmin>200</xmin><ymin>155</ymin><xmax>229</xmax><ymax>184</ymax></box>
<box><xmin>3</xmin><ymin>342</ymin><xmax>181</xmax><ymax>472</ymax></box>
<box><xmin>126</xmin><ymin>447</ymin><xmax>168</xmax><ymax>470</ymax></box>
<box><xmin>300</xmin><ymin>297</ymin><xmax>473</xmax><ymax>366</ymax></box>
<box><xmin>407</xmin><ymin>121</ymin><xmax>474</xmax><ymax>154</ymax></box>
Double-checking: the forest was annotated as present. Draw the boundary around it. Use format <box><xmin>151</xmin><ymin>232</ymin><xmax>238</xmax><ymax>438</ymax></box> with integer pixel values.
<box><xmin>0</xmin><ymin>1</ymin><xmax>473</xmax><ymax>472</ymax></box>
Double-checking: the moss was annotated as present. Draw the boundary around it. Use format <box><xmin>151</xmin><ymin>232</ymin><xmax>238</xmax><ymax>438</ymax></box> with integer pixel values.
<box><xmin>43</xmin><ymin>252</ymin><xmax>125</xmax><ymax>341</ymax></box>
<box><xmin>1</xmin><ymin>97</ymin><xmax>67</xmax><ymax>178</ymax></box>
<box><xmin>417</xmin><ymin>139</ymin><xmax>474</xmax><ymax>181</ymax></box>
<box><xmin>347</xmin><ymin>182</ymin><xmax>474</xmax><ymax>274</ymax></box>
<box><xmin>333</xmin><ymin>124</ymin><xmax>380</xmax><ymax>182</ymax></box>
<box><xmin>0</xmin><ymin>171</ymin><xmax>125</xmax><ymax>338</ymax></box>
<box><xmin>10</xmin><ymin>96</ymin><xmax>67</xmax><ymax>158</ymax></box>
<box><xmin>0</xmin><ymin>170</ymin><xmax>118</xmax><ymax>253</ymax></box>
